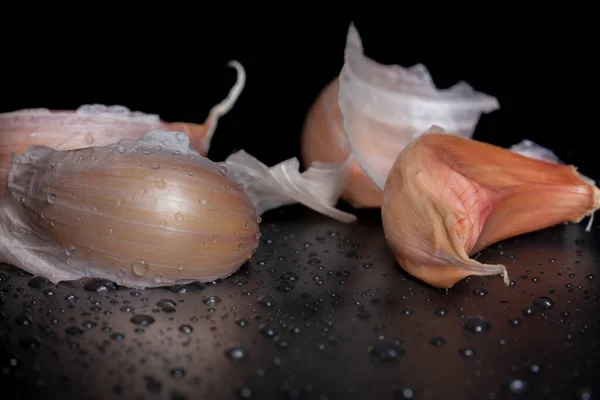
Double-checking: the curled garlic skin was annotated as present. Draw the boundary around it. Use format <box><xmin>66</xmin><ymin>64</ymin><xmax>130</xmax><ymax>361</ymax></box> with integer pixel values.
<box><xmin>301</xmin><ymin>79</ymin><xmax>383</xmax><ymax>208</ymax></box>
<box><xmin>0</xmin><ymin>60</ymin><xmax>246</xmax><ymax>195</ymax></box>
<box><xmin>224</xmin><ymin>150</ymin><xmax>356</xmax><ymax>223</ymax></box>
<box><xmin>338</xmin><ymin>23</ymin><xmax>500</xmax><ymax>192</ymax></box>
<box><xmin>0</xmin><ymin>130</ymin><xmax>259</xmax><ymax>288</ymax></box>
<box><xmin>382</xmin><ymin>130</ymin><xmax>600</xmax><ymax>289</ymax></box>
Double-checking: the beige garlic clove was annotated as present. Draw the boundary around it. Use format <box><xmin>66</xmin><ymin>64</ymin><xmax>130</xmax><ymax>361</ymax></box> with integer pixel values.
<box><xmin>0</xmin><ymin>61</ymin><xmax>245</xmax><ymax>195</ymax></box>
<box><xmin>0</xmin><ymin>130</ymin><xmax>259</xmax><ymax>288</ymax></box>
<box><xmin>382</xmin><ymin>132</ymin><xmax>600</xmax><ymax>289</ymax></box>
<box><xmin>301</xmin><ymin>78</ymin><xmax>383</xmax><ymax>208</ymax></box>
<box><xmin>338</xmin><ymin>23</ymin><xmax>500</xmax><ymax>192</ymax></box>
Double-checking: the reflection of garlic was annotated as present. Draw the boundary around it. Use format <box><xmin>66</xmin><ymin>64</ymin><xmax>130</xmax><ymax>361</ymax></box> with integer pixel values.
<box><xmin>302</xmin><ymin>79</ymin><xmax>383</xmax><ymax>208</ymax></box>
<box><xmin>0</xmin><ymin>130</ymin><xmax>259</xmax><ymax>288</ymax></box>
<box><xmin>338</xmin><ymin>24</ymin><xmax>500</xmax><ymax>193</ymax></box>
<box><xmin>0</xmin><ymin>61</ymin><xmax>245</xmax><ymax>194</ymax></box>
<box><xmin>382</xmin><ymin>131</ymin><xmax>600</xmax><ymax>289</ymax></box>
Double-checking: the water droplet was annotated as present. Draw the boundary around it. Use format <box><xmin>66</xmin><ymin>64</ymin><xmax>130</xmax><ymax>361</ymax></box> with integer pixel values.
<box><xmin>211</xmin><ymin>237</ymin><xmax>218</xmax><ymax>244</ymax></box>
<box><xmin>522</xmin><ymin>305</ymin><xmax>536</xmax><ymax>316</ymax></box>
<box><xmin>174</xmin><ymin>212</ymin><xmax>184</xmax><ymax>221</ymax></box>
<box><xmin>110</xmin><ymin>332</ymin><xmax>125</xmax><ymax>341</ymax></box>
<box><xmin>509</xmin><ymin>317</ymin><xmax>521</xmax><ymax>326</ymax></box>
<box><xmin>225</xmin><ymin>344</ymin><xmax>246</xmax><ymax>360</ymax></box>
<box><xmin>132</xmin><ymin>260</ymin><xmax>149</xmax><ymax>276</ymax></box>
<box><xmin>275</xmin><ymin>280</ymin><xmax>294</xmax><ymax>292</ymax></box>
<box><xmin>199</xmin><ymin>199</ymin><xmax>207</xmax><ymax>206</ymax></box>
<box><xmin>168</xmin><ymin>281</ymin><xmax>204</xmax><ymax>293</ymax></box>
<box><xmin>14</xmin><ymin>315</ymin><xmax>32</xmax><ymax>326</ymax></box>
<box><xmin>507</xmin><ymin>379</ymin><xmax>528</xmax><ymax>394</ymax></box>
<box><xmin>130</xmin><ymin>314</ymin><xmax>155</xmax><ymax>326</ymax></box>
<box><xmin>459</xmin><ymin>347</ymin><xmax>476</xmax><ymax>357</ymax></box>
<box><xmin>84</xmin><ymin>133</ymin><xmax>94</xmax><ymax>144</ymax></box>
<box><xmin>236</xmin><ymin>388</ymin><xmax>253</xmax><ymax>399</ymax></box>
<box><xmin>94</xmin><ymin>205</ymin><xmax>102</xmax><ymax>213</ymax></box>
<box><xmin>429</xmin><ymin>336</ymin><xmax>446</xmax><ymax>346</ymax></box>
<box><xmin>153</xmin><ymin>275</ymin><xmax>163</xmax><ymax>284</ymax></box>
<box><xmin>369</xmin><ymin>341</ymin><xmax>403</xmax><ymax>361</ymax></box>
<box><xmin>65</xmin><ymin>293</ymin><xmax>79</xmax><ymax>303</ymax></box>
<box><xmin>473</xmin><ymin>288</ymin><xmax>488</xmax><ymax>296</ymax></box>
<box><xmin>232</xmin><ymin>276</ymin><xmax>248</xmax><ymax>286</ymax></box>
<box><xmin>176</xmin><ymin>132</ymin><xmax>187</xmax><ymax>141</ymax></box>
<box><xmin>118</xmin><ymin>146</ymin><xmax>126</xmax><ymax>154</ymax></box>
<box><xmin>64</xmin><ymin>245</ymin><xmax>75</xmax><ymax>257</ymax></box>
<box><xmin>533</xmin><ymin>296</ymin><xmax>554</xmax><ymax>310</ymax></box>
<box><xmin>179</xmin><ymin>324</ymin><xmax>193</xmax><ymax>334</ymax></box>
<box><xmin>151</xmin><ymin>162</ymin><xmax>160</xmax><ymax>170</ymax></box>
<box><xmin>435</xmin><ymin>307</ymin><xmax>448</xmax><ymax>316</ymax></box>
<box><xmin>47</xmin><ymin>193</ymin><xmax>58</xmax><ymax>204</ymax></box>
<box><xmin>257</xmin><ymin>294</ymin><xmax>276</xmax><ymax>308</ymax></box>
<box><xmin>203</xmin><ymin>296</ymin><xmax>222</xmax><ymax>305</ymax></box>
<box><xmin>402</xmin><ymin>308</ymin><xmax>414</xmax><ymax>316</ymax></box>
<box><xmin>170</xmin><ymin>368</ymin><xmax>185</xmax><ymax>379</ymax></box>
<box><xmin>280</xmin><ymin>272</ymin><xmax>299</xmax><ymax>282</ymax></box>
<box><xmin>43</xmin><ymin>288</ymin><xmax>57</xmax><ymax>296</ymax></box>
<box><xmin>83</xmin><ymin>279</ymin><xmax>118</xmax><ymax>293</ymax></box>
<box><xmin>259</xmin><ymin>324</ymin><xmax>277</xmax><ymax>338</ymax></box>
<box><xmin>464</xmin><ymin>317</ymin><xmax>491</xmax><ymax>333</ymax></box>
<box><xmin>235</xmin><ymin>318</ymin><xmax>249</xmax><ymax>327</ymax></box>
<box><xmin>66</xmin><ymin>326</ymin><xmax>84</xmax><ymax>336</ymax></box>
<box><xmin>587</xmin><ymin>273</ymin><xmax>595</xmax><ymax>280</ymax></box>
<box><xmin>217</xmin><ymin>164</ymin><xmax>228</xmax><ymax>176</ymax></box>
<box><xmin>40</xmin><ymin>211</ymin><xmax>47</xmax><ymax>218</ymax></box>
<box><xmin>28</xmin><ymin>276</ymin><xmax>49</xmax><ymax>289</ymax></box>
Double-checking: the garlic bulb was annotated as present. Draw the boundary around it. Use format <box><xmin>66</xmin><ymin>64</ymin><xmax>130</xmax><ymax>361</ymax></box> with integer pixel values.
<box><xmin>224</xmin><ymin>150</ymin><xmax>356</xmax><ymax>223</ymax></box>
<box><xmin>338</xmin><ymin>24</ymin><xmax>500</xmax><ymax>192</ymax></box>
<box><xmin>0</xmin><ymin>130</ymin><xmax>259</xmax><ymax>288</ymax></box>
<box><xmin>381</xmin><ymin>129</ymin><xmax>600</xmax><ymax>289</ymax></box>
<box><xmin>301</xmin><ymin>79</ymin><xmax>383</xmax><ymax>208</ymax></box>
<box><xmin>0</xmin><ymin>60</ymin><xmax>245</xmax><ymax>195</ymax></box>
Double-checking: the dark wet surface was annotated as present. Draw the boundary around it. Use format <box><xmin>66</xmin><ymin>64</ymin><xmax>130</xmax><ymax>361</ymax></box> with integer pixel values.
<box><xmin>1</xmin><ymin>205</ymin><xmax>599</xmax><ymax>400</ymax></box>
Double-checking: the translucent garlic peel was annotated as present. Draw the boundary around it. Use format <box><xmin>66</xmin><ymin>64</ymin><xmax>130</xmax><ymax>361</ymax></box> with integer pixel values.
<box><xmin>224</xmin><ymin>150</ymin><xmax>357</xmax><ymax>223</ymax></box>
<box><xmin>338</xmin><ymin>23</ymin><xmax>500</xmax><ymax>190</ymax></box>
<box><xmin>509</xmin><ymin>139</ymin><xmax>561</xmax><ymax>164</ymax></box>
<box><xmin>0</xmin><ymin>60</ymin><xmax>246</xmax><ymax>193</ymax></box>
<box><xmin>301</xmin><ymin>78</ymin><xmax>383</xmax><ymax>208</ymax></box>
<box><xmin>382</xmin><ymin>132</ymin><xmax>600</xmax><ymax>289</ymax></box>
<box><xmin>1</xmin><ymin>130</ymin><xmax>259</xmax><ymax>288</ymax></box>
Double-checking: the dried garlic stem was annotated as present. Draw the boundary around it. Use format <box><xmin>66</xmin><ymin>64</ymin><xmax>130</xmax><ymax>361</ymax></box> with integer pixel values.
<box><xmin>382</xmin><ymin>132</ymin><xmax>600</xmax><ymax>289</ymax></box>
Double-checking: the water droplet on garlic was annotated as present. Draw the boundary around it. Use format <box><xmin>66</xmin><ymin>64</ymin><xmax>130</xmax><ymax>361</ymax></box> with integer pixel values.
<box><xmin>199</xmin><ymin>199</ymin><xmax>206</xmax><ymax>206</ymax></box>
<box><xmin>132</xmin><ymin>260</ymin><xmax>149</xmax><ymax>276</ymax></box>
<box><xmin>93</xmin><ymin>205</ymin><xmax>101</xmax><ymax>213</ymax></box>
<box><xmin>151</xmin><ymin>162</ymin><xmax>160</xmax><ymax>170</ymax></box>
<box><xmin>118</xmin><ymin>269</ymin><xmax>126</xmax><ymax>278</ymax></box>
<box><xmin>177</xmin><ymin>264</ymin><xmax>184</xmax><ymax>272</ymax></box>
<box><xmin>175</xmin><ymin>213</ymin><xmax>184</xmax><ymax>221</ymax></box>
<box><xmin>153</xmin><ymin>275</ymin><xmax>163</xmax><ymax>284</ymax></box>
<box><xmin>117</xmin><ymin>198</ymin><xmax>125</xmax><ymax>206</ymax></box>
<box><xmin>176</xmin><ymin>132</ymin><xmax>187</xmax><ymax>142</ymax></box>
<box><xmin>47</xmin><ymin>193</ymin><xmax>58</xmax><ymax>204</ymax></box>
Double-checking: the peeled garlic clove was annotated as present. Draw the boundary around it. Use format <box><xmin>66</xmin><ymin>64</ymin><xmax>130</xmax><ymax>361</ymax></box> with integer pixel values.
<box><xmin>0</xmin><ymin>60</ymin><xmax>245</xmax><ymax>193</ymax></box>
<box><xmin>382</xmin><ymin>132</ymin><xmax>600</xmax><ymax>289</ymax></box>
<box><xmin>338</xmin><ymin>23</ymin><xmax>500</xmax><ymax>191</ymax></box>
<box><xmin>301</xmin><ymin>78</ymin><xmax>383</xmax><ymax>208</ymax></box>
<box><xmin>224</xmin><ymin>150</ymin><xmax>356</xmax><ymax>223</ymax></box>
<box><xmin>0</xmin><ymin>130</ymin><xmax>259</xmax><ymax>288</ymax></box>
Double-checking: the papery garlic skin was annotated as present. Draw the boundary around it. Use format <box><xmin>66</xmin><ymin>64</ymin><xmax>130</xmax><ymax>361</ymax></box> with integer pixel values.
<box><xmin>0</xmin><ymin>60</ymin><xmax>245</xmax><ymax>195</ymax></box>
<box><xmin>0</xmin><ymin>130</ymin><xmax>259</xmax><ymax>288</ymax></box>
<box><xmin>301</xmin><ymin>79</ymin><xmax>383</xmax><ymax>208</ymax></box>
<box><xmin>338</xmin><ymin>24</ymin><xmax>500</xmax><ymax>191</ymax></box>
<box><xmin>224</xmin><ymin>150</ymin><xmax>356</xmax><ymax>223</ymax></box>
<box><xmin>382</xmin><ymin>132</ymin><xmax>600</xmax><ymax>289</ymax></box>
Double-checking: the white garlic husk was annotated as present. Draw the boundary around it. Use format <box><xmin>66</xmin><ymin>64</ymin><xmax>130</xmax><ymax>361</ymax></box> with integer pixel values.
<box><xmin>0</xmin><ymin>130</ymin><xmax>259</xmax><ymax>288</ymax></box>
<box><xmin>338</xmin><ymin>23</ymin><xmax>500</xmax><ymax>190</ymax></box>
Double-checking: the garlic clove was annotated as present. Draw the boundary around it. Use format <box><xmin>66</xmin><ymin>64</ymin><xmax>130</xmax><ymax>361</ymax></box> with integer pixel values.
<box><xmin>0</xmin><ymin>61</ymin><xmax>245</xmax><ymax>194</ymax></box>
<box><xmin>382</xmin><ymin>132</ymin><xmax>600</xmax><ymax>289</ymax></box>
<box><xmin>224</xmin><ymin>150</ymin><xmax>357</xmax><ymax>223</ymax></box>
<box><xmin>338</xmin><ymin>23</ymin><xmax>500</xmax><ymax>191</ymax></box>
<box><xmin>301</xmin><ymin>78</ymin><xmax>383</xmax><ymax>208</ymax></box>
<box><xmin>1</xmin><ymin>130</ymin><xmax>259</xmax><ymax>288</ymax></box>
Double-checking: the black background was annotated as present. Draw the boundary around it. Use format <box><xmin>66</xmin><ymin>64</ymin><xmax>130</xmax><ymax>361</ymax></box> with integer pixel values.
<box><xmin>2</xmin><ymin>8</ymin><xmax>595</xmax><ymax>178</ymax></box>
